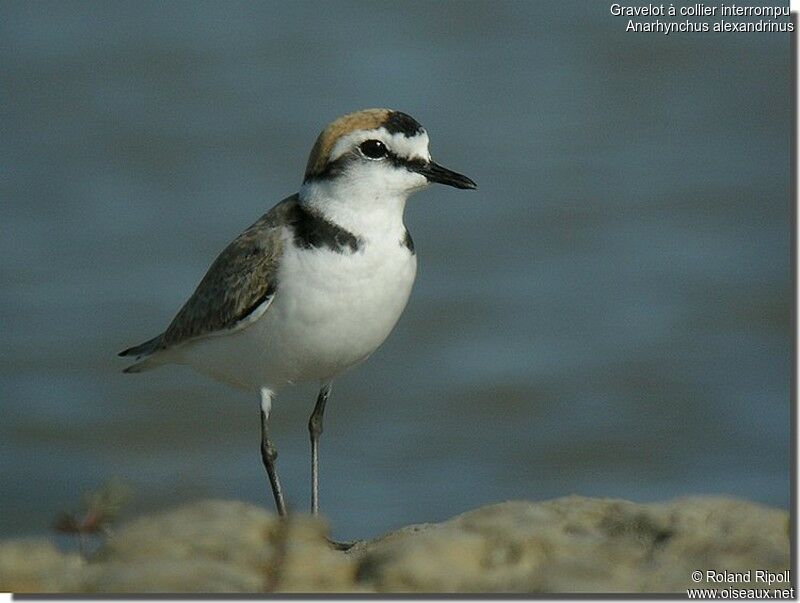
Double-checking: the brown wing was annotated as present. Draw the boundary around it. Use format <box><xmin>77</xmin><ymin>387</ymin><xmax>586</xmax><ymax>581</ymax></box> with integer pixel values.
<box><xmin>162</xmin><ymin>194</ymin><xmax>300</xmax><ymax>346</ymax></box>
<box><xmin>120</xmin><ymin>194</ymin><xmax>298</xmax><ymax>358</ymax></box>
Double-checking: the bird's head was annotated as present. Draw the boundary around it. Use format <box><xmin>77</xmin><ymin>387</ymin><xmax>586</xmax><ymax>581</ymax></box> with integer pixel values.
<box><xmin>302</xmin><ymin>109</ymin><xmax>476</xmax><ymax>198</ymax></box>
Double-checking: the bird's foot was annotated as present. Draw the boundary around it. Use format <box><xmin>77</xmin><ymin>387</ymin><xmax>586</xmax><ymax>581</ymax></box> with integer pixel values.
<box><xmin>326</xmin><ymin>537</ymin><xmax>360</xmax><ymax>552</ymax></box>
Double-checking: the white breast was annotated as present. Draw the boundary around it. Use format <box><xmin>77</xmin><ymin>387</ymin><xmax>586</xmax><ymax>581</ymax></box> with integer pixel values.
<box><xmin>267</xmin><ymin>231</ymin><xmax>417</xmax><ymax>382</ymax></box>
<box><xmin>180</xmin><ymin>227</ymin><xmax>417</xmax><ymax>391</ymax></box>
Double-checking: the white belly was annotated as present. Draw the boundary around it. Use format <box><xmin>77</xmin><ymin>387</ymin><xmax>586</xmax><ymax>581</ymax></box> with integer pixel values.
<box><xmin>180</xmin><ymin>234</ymin><xmax>417</xmax><ymax>391</ymax></box>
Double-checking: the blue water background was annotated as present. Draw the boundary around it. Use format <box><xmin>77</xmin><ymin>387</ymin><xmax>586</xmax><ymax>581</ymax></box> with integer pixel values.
<box><xmin>1</xmin><ymin>1</ymin><xmax>790</xmax><ymax>541</ymax></box>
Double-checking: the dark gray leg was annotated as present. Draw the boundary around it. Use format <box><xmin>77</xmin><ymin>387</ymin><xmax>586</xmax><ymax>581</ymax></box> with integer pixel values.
<box><xmin>260</xmin><ymin>388</ymin><xmax>286</xmax><ymax>516</ymax></box>
<box><xmin>308</xmin><ymin>382</ymin><xmax>332</xmax><ymax>516</ymax></box>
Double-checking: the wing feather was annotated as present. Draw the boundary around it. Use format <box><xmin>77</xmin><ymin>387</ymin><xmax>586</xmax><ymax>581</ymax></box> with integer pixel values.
<box><xmin>120</xmin><ymin>194</ymin><xmax>299</xmax><ymax>358</ymax></box>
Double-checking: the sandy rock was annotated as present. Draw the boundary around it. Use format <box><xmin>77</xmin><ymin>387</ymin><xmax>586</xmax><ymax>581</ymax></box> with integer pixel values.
<box><xmin>352</xmin><ymin>496</ymin><xmax>790</xmax><ymax>593</ymax></box>
<box><xmin>0</xmin><ymin>538</ymin><xmax>83</xmax><ymax>593</ymax></box>
<box><xmin>86</xmin><ymin>499</ymin><xmax>350</xmax><ymax>593</ymax></box>
<box><xmin>96</xmin><ymin>499</ymin><xmax>276</xmax><ymax>567</ymax></box>
<box><xmin>78</xmin><ymin>558</ymin><xmax>266</xmax><ymax>593</ymax></box>
<box><xmin>268</xmin><ymin>517</ymin><xmax>360</xmax><ymax>592</ymax></box>
<box><xmin>76</xmin><ymin>499</ymin><xmax>280</xmax><ymax>592</ymax></box>
<box><xmin>0</xmin><ymin>496</ymin><xmax>789</xmax><ymax>594</ymax></box>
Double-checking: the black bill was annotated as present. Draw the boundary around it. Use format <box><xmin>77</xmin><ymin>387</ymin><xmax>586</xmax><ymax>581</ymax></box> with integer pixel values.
<box><xmin>410</xmin><ymin>160</ymin><xmax>477</xmax><ymax>190</ymax></box>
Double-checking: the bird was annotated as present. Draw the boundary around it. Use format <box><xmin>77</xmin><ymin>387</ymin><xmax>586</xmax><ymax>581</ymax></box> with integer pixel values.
<box><xmin>119</xmin><ymin>108</ymin><xmax>476</xmax><ymax>520</ymax></box>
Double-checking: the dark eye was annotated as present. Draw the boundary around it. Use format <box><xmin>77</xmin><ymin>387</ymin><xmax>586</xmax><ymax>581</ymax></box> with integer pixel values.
<box><xmin>359</xmin><ymin>139</ymin><xmax>388</xmax><ymax>159</ymax></box>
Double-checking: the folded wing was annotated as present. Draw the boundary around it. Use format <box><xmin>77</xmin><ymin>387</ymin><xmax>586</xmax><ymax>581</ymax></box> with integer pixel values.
<box><xmin>119</xmin><ymin>194</ymin><xmax>299</xmax><ymax>370</ymax></box>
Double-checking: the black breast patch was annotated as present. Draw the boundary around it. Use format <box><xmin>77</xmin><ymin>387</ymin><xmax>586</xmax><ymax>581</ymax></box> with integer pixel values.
<box><xmin>402</xmin><ymin>228</ymin><xmax>415</xmax><ymax>254</ymax></box>
<box><xmin>289</xmin><ymin>204</ymin><xmax>362</xmax><ymax>253</ymax></box>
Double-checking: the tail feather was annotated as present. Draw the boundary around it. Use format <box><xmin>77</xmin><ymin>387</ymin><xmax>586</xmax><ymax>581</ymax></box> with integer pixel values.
<box><xmin>119</xmin><ymin>334</ymin><xmax>162</xmax><ymax>358</ymax></box>
<box><xmin>122</xmin><ymin>357</ymin><xmax>161</xmax><ymax>373</ymax></box>
<box><xmin>119</xmin><ymin>334</ymin><xmax>164</xmax><ymax>373</ymax></box>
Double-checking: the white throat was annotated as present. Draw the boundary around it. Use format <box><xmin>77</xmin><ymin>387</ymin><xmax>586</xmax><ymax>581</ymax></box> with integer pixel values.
<box><xmin>299</xmin><ymin>174</ymin><xmax>421</xmax><ymax>240</ymax></box>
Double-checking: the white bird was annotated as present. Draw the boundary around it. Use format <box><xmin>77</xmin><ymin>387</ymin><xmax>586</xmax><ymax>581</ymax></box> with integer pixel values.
<box><xmin>119</xmin><ymin>109</ymin><xmax>476</xmax><ymax>522</ymax></box>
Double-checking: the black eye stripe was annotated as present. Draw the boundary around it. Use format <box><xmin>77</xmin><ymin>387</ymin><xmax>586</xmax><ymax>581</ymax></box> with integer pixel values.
<box><xmin>386</xmin><ymin>151</ymin><xmax>425</xmax><ymax>172</ymax></box>
<box><xmin>304</xmin><ymin>146</ymin><xmax>426</xmax><ymax>182</ymax></box>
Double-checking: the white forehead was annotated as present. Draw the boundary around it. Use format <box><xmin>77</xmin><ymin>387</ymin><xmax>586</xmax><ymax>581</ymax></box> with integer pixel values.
<box><xmin>328</xmin><ymin>127</ymin><xmax>431</xmax><ymax>163</ymax></box>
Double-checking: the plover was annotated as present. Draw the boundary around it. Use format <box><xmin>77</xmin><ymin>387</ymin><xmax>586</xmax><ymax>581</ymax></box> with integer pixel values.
<box><xmin>119</xmin><ymin>109</ymin><xmax>476</xmax><ymax>518</ymax></box>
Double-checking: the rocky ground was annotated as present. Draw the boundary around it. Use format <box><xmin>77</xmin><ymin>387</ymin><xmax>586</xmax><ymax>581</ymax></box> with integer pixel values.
<box><xmin>0</xmin><ymin>496</ymin><xmax>790</xmax><ymax>593</ymax></box>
